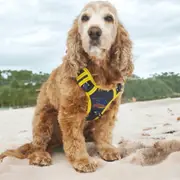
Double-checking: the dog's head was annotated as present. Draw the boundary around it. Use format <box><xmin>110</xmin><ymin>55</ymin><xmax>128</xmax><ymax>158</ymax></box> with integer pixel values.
<box><xmin>78</xmin><ymin>1</ymin><xmax>119</xmax><ymax>62</ymax></box>
<box><xmin>66</xmin><ymin>1</ymin><xmax>133</xmax><ymax>77</ymax></box>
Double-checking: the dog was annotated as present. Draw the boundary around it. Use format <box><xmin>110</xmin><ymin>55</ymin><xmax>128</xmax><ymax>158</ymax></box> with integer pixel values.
<box><xmin>0</xmin><ymin>1</ymin><xmax>134</xmax><ymax>173</ymax></box>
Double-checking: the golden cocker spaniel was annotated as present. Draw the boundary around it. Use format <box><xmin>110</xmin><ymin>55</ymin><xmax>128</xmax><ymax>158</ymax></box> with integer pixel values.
<box><xmin>0</xmin><ymin>1</ymin><xmax>134</xmax><ymax>173</ymax></box>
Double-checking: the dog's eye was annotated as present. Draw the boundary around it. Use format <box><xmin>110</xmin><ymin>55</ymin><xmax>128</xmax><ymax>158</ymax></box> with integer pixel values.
<box><xmin>104</xmin><ymin>15</ymin><xmax>114</xmax><ymax>22</ymax></box>
<box><xmin>81</xmin><ymin>14</ymin><xmax>90</xmax><ymax>22</ymax></box>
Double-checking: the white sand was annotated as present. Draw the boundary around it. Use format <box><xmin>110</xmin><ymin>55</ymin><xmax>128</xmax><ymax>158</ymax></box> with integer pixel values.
<box><xmin>0</xmin><ymin>98</ymin><xmax>180</xmax><ymax>180</ymax></box>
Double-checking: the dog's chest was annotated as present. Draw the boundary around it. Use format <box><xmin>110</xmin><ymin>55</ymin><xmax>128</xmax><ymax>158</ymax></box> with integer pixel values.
<box><xmin>76</xmin><ymin>68</ymin><xmax>124</xmax><ymax>121</ymax></box>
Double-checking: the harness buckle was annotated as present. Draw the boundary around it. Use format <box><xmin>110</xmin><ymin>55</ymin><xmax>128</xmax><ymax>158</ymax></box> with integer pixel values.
<box><xmin>81</xmin><ymin>81</ymin><xmax>94</xmax><ymax>92</ymax></box>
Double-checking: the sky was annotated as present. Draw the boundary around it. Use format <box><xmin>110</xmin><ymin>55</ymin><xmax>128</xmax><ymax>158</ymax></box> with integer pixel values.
<box><xmin>0</xmin><ymin>0</ymin><xmax>180</xmax><ymax>77</ymax></box>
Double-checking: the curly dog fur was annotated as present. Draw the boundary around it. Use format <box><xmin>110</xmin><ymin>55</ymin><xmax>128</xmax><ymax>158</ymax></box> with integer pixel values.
<box><xmin>130</xmin><ymin>140</ymin><xmax>180</xmax><ymax>166</ymax></box>
<box><xmin>0</xmin><ymin>1</ymin><xmax>133</xmax><ymax>172</ymax></box>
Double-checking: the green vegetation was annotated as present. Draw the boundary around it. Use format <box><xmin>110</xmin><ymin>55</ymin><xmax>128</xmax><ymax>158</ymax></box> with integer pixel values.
<box><xmin>0</xmin><ymin>70</ymin><xmax>180</xmax><ymax>108</ymax></box>
<box><xmin>0</xmin><ymin>70</ymin><xmax>49</xmax><ymax>108</ymax></box>
<box><xmin>123</xmin><ymin>72</ymin><xmax>180</xmax><ymax>102</ymax></box>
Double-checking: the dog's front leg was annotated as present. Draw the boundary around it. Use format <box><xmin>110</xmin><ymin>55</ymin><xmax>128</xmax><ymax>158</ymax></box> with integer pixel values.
<box><xmin>58</xmin><ymin>108</ymin><xmax>98</xmax><ymax>173</ymax></box>
<box><xmin>93</xmin><ymin>100</ymin><xmax>120</xmax><ymax>161</ymax></box>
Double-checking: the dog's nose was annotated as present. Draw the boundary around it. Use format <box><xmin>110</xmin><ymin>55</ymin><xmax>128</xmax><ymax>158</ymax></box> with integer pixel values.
<box><xmin>88</xmin><ymin>26</ymin><xmax>102</xmax><ymax>40</ymax></box>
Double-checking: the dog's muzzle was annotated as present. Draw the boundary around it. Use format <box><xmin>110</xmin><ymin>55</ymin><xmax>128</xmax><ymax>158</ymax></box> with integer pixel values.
<box><xmin>88</xmin><ymin>26</ymin><xmax>102</xmax><ymax>46</ymax></box>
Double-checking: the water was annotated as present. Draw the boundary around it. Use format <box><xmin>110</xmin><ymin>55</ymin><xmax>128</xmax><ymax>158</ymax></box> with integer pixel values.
<box><xmin>0</xmin><ymin>107</ymin><xmax>12</xmax><ymax>111</ymax></box>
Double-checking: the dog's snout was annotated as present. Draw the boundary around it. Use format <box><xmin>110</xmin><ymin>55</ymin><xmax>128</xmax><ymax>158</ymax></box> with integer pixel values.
<box><xmin>88</xmin><ymin>26</ymin><xmax>102</xmax><ymax>40</ymax></box>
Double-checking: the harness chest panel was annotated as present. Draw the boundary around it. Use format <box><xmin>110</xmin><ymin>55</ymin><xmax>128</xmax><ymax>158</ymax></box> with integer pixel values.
<box><xmin>76</xmin><ymin>68</ymin><xmax>124</xmax><ymax>121</ymax></box>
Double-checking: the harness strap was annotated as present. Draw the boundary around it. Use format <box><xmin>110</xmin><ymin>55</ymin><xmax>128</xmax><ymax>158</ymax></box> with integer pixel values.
<box><xmin>76</xmin><ymin>68</ymin><xmax>125</xmax><ymax>120</ymax></box>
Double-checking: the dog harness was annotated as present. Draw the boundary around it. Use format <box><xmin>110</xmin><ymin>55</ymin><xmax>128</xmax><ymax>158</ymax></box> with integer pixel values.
<box><xmin>76</xmin><ymin>68</ymin><xmax>124</xmax><ymax>121</ymax></box>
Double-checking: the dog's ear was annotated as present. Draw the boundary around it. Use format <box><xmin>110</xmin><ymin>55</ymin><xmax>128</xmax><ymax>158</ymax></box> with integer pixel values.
<box><xmin>110</xmin><ymin>22</ymin><xmax>134</xmax><ymax>77</ymax></box>
<box><xmin>65</xmin><ymin>18</ymin><xmax>88</xmax><ymax>77</ymax></box>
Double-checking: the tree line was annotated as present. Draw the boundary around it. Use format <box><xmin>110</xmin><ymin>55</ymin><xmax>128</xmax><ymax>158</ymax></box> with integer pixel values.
<box><xmin>0</xmin><ymin>70</ymin><xmax>49</xmax><ymax>108</ymax></box>
<box><xmin>0</xmin><ymin>70</ymin><xmax>179</xmax><ymax>108</ymax></box>
<box><xmin>123</xmin><ymin>72</ymin><xmax>180</xmax><ymax>102</ymax></box>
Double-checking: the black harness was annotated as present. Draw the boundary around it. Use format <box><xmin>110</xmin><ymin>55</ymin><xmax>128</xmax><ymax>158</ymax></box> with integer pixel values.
<box><xmin>76</xmin><ymin>68</ymin><xmax>124</xmax><ymax>121</ymax></box>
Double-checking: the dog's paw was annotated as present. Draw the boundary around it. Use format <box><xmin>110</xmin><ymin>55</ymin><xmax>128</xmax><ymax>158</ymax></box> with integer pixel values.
<box><xmin>98</xmin><ymin>146</ymin><xmax>120</xmax><ymax>162</ymax></box>
<box><xmin>28</xmin><ymin>151</ymin><xmax>52</xmax><ymax>166</ymax></box>
<box><xmin>73</xmin><ymin>157</ymin><xmax>98</xmax><ymax>173</ymax></box>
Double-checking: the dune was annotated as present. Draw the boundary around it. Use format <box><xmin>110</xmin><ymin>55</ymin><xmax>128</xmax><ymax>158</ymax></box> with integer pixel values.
<box><xmin>0</xmin><ymin>98</ymin><xmax>180</xmax><ymax>180</ymax></box>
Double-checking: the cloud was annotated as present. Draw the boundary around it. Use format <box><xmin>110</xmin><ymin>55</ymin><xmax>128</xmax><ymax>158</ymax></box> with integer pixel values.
<box><xmin>0</xmin><ymin>0</ymin><xmax>180</xmax><ymax>77</ymax></box>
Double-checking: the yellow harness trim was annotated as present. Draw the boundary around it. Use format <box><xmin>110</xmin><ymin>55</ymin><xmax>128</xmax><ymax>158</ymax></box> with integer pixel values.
<box><xmin>76</xmin><ymin>68</ymin><xmax>125</xmax><ymax>120</ymax></box>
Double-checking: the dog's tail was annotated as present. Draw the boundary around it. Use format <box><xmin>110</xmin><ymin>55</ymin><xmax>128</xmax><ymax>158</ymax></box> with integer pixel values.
<box><xmin>131</xmin><ymin>140</ymin><xmax>180</xmax><ymax>166</ymax></box>
<box><xmin>0</xmin><ymin>143</ymin><xmax>34</xmax><ymax>162</ymax></box>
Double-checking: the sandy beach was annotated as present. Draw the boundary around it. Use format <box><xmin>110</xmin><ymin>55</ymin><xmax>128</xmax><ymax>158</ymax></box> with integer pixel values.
<box><xmin>0</xmin><ymin>98</ymin><xmax>180</xmax><ymax>180</ymax></box>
